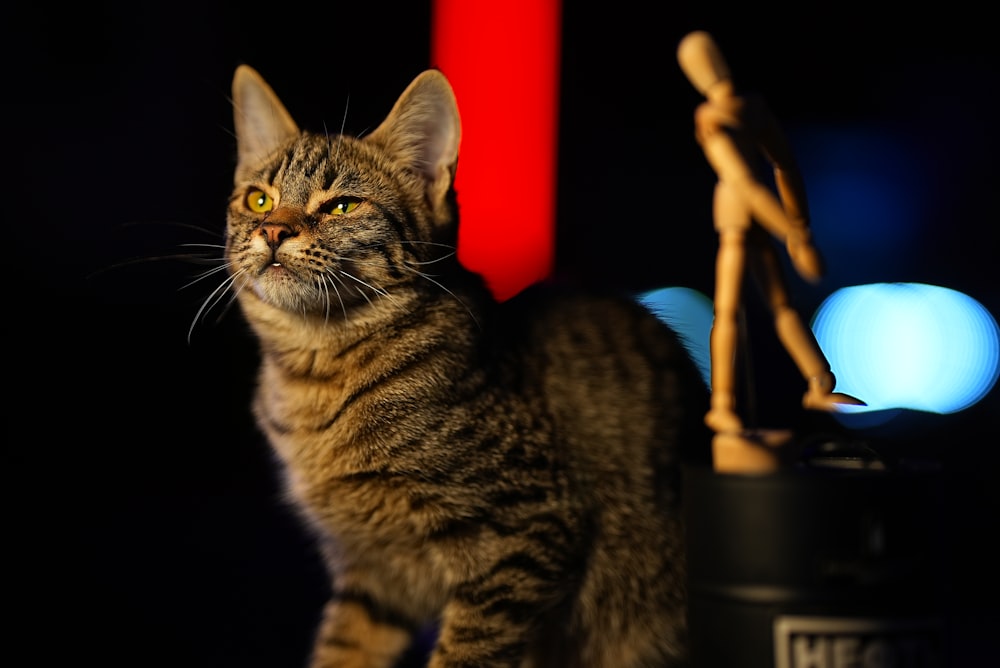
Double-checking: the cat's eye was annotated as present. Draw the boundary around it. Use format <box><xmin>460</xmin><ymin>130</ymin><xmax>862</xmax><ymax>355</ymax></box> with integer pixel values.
<box><xmin>246</xmin><ymin>189</ymin><xmax>274</xmax><ymax>213</ymax></box>
<box><xmin>323</xmin><ymin>197</ymin><xmax>362</xmax><ymax>216</ymax></box>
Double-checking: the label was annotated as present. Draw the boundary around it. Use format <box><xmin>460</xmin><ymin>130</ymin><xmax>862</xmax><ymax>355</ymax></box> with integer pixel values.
<box><xmin>773</xmin><ymin>615</ymin><xmax>943</xmax><ymax>668</ymax></box>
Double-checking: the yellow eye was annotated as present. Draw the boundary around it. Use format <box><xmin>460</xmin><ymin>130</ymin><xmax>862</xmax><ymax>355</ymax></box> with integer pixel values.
<box><xmin>328</xmin><ymin>198</ymin><xmax>361</xmax><ymax>216</ymax></box>
<box><xmin>246</xmin><ymin>189</ymin><xmax>273</xmax><ymax>213</ymax></box>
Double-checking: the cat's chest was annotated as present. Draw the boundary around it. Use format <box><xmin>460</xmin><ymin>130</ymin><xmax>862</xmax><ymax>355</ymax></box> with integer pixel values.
<box><xmin>249</xmin><ymin>333</ymin><xmax>436</xmax><ymax>481</ymax></box>
<box><xmin>253</xmin><ymin>365</ymin><xmax>419</xmax><ymax>532</ymax></box>
<box><xmin>252</xmin><ymin>356</ymin><xmax>361</xmax><ymax>467</ymax></box>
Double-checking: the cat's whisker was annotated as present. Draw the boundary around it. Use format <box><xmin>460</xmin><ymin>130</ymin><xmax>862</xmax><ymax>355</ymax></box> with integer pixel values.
<box><xmin>326</xmin><ymin>250</ymin><xmax>446</xmax><ymax>313</ymax></box>
<box><xmin>339</xmin><ymin>272</ymin><xmax>391</xmax><ymax>299</ymax></box>
<box><xmin>325</xmin><ymin>96</ymin><xmax>350</xmax><ymax>164</ymax></box>
<box><xmin>322</xmin><ymin>274</ymin><xmax>350</xmax><ymax>323</ymax></box>
<box><xmin>342</xmin><ymin>271</ymin><xmax>408</xmax><ymax>312</ymax></box>
<box><xmin>314</xmin><ymin>275</ymin><xmax>331</xmax><ymax>325</ymax></box>
<box><xmin>338</xmin><ymin>272</ymin><xmax>378</xmax><ymax>308</ymax></box>
<box><xmin>188</xmin><ymin>268</ymin><xmax>245</xmax><ymax>343</ymax></box>
<box><xmin>313</xmin><ymin>273</ymin><xmax>335</xmax><ymax>325</ymax></box>
<box><xmin>400</xmin><ymin>265</ymin><xmax>479</xmax><ymax>329</ymax></box>
<box><xmin>397</xmin><ymin>240</ymin><xmax>457</xmax><ymax>250</ymax></box>
<box><xmin>323</xmin><ymin>267</ymin><xmax>356</xmax><ymax>300</ymax></box>
<box><xmin>179</xmin><ymin>242</ymin><xmax>227</xmax><ymax>251</ymax></box>
<box><xmin>180</xmin><ymin>261</ymin><xmax>234</xmax><ymax>291</ymax></box>
<box><xmin>320</xmin><ymin>270</ymin><xmax>354</xmax><ymax>321</ymax></box>
<box><xmin>339</xmin><ymin>96</ymin><xmax>350</xmax><ymax>136</ymax></box>
<box><xmin>118</xmin><ymin>219</ymin><xmax>224</xmax><ymax>240</ymax></box>
<box><xmin>403</xmin><ymin>252</ymin><xmax>456</xmax><ymax>266</ymax></box>
<box><xmin>330</xmin><ymin>255</ymin><xmax>393</xmax><ymax>272</ymax></box>
<box><xmin>210</xmin><ymin>291</ymin><xmax>243</xmax><ymax>329</ymax></box>
<box><xmin>354</xmin><ymin>240</ymin><xmax>457</xmax><ymax>254</ymax></box>
<box><xmin>87</xmin><ymin>250</ymin><xmax>222</xmax><ymax>280</ymax></box>
<box><xmin>350</xmin><ymin>240</ymin><xmax>458</xmax><ymax>268</ymax></box>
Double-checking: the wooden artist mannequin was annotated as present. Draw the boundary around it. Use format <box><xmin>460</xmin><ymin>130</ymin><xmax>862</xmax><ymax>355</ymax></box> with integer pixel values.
<box><xmin>676</xmin><ymin>31</ymin><xmax>863</xmax><ymax>469</ymax></box>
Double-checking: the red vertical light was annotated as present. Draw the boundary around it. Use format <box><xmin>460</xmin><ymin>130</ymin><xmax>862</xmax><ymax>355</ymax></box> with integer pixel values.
<box><xmin>431</xmin><ymin>0</ymin><xmax>561</xmax><ymax>301</ymax></box>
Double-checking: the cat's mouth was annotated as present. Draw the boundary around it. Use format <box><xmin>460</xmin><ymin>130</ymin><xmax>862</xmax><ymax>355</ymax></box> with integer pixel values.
<box><xmin>259</xmin><ymin>257</ymin><xmax>287</xmax><ymax>272</ymax></box>
<box><xmin>256</xmin><ymin>261</ymin><xmax>294</xmax><ymax>281</ymax></box>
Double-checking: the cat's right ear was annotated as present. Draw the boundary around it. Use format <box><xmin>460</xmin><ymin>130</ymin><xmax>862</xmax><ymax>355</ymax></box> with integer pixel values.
<box><xmin>231</xmin><ymin>65</ymin><xmax>300</xmax><ymax>178</ymax></box>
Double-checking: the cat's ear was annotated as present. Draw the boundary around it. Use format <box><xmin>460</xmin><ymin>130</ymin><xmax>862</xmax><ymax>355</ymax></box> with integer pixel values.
<box><xmin>367</xmin><ymin>70</ymin><xmax>461</xmax><ymax>207</ymax></box>
<box><xmin>231</xmin><ymin>65</ymin><xmax>300</xmax><ymax>177</ymax></box>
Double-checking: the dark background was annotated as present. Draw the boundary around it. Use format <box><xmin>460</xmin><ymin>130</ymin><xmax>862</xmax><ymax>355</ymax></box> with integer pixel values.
<box><xmin>11</xmin><ymin>2</ymin><xmax>998</xmax><ymax>665</ymax></box>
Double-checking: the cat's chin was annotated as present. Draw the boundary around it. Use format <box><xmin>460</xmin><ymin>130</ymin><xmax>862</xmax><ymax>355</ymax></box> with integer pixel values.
<box><xmin>243</xmin><ymin>268</ymin><xmax>323</xmax><ymax>314</ymax></box>
<box><xmin>250</xmin><ymin>265</ymin><xmax>299</xmax><ymax>299</ymax></box>
<box><xmin>245</xmin><ymin>274</ymin><xmax>368</xmax><ymax>321</ymax></box>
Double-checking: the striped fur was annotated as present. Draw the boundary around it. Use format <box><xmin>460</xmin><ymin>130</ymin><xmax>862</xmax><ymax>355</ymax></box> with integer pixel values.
<box><xmin>224</xmin><ymin>65</ymin><xmax>710</xmax><ymax>667</ymax></box>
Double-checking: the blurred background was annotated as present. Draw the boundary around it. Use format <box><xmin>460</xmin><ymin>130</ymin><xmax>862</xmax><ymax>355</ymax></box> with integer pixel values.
<box><xmin>10</xmin><ymin>1</ymin><xmax>997</xmax><ymax>665</ymax></box>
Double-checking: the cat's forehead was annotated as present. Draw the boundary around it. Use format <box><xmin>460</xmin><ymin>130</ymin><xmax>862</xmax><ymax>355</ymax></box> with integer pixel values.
<box><xmin>247</xmin><ymin>131</ymin><xmax>386</xmax><ymax>200</ymax></box>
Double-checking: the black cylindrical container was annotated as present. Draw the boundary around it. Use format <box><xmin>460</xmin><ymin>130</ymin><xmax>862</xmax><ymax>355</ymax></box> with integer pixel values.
<box><xmin>684</xmin><ymin>463</ymin><xmax>947</xmax><ymax>667</ymax></box>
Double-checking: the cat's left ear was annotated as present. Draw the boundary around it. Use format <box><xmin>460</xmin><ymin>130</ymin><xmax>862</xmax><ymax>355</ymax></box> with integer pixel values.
<box><xmin>367</xmin><ymin>70</ymin><xmax>461</xmax><ymax>208</ymax></box>
<box><xmin>231</xmin><ymin>65</ymin><xmax>300</xmax><ymax>179</ymax></box>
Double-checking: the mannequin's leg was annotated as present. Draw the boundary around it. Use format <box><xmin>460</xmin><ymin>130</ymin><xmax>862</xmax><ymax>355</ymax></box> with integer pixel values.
<box><xmin>706</xmin><ymin>228</ymin><xmax>748</xmax><ymax>434</ymax></box>
<box><xmin>747</xmin><ymin>228</ymin><xmax>864</xmax><ymax>410</ymax></box>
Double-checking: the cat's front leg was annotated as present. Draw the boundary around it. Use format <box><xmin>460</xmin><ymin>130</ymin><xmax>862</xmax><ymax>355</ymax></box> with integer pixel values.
<box><xmin>428</xmin><ymin>569</ymin><xmax>564</xmax><ymax>668</ymax></box>
<box><xmin>308</xmin><ymin>592</ymin><xmax>417</xmax><ymax>668</ymax></box>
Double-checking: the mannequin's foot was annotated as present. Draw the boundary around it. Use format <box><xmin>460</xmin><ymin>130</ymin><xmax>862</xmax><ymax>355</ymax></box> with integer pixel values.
<box><xmin>705</xmin><ymin>406</ymin><xmax>743</xmax><ymax>434</ymax></box>
<box><xmin>802</xmin><ymin>372</ymin><xmax>866</xmax><ymax>411</ymax></box>
<box><xmin>802</xmin><ymin>390</ymin><xmax>866</xmax><ymax>411</ymax></box>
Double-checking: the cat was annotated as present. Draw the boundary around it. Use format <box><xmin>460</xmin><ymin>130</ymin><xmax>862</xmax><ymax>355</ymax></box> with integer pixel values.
<box><xmin>222</xmin><ymin>63</ymin><xmax>711</xmax><ymax>667</ymax></box>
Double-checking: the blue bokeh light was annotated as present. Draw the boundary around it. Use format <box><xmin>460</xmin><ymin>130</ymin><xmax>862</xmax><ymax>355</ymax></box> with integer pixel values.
<box><xmin>812</xmin><ymin>283</ymin><xmax>1000</xmax><ymax>417</ymax></box>
<box><xmin>637</xmin><ymin>286</ymin><xmax>714</xmax><ymax>388</ymax></box>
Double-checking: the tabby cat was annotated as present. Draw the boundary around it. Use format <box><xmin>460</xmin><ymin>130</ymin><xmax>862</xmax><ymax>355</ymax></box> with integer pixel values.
<box><xmin>223</xmin><ymin>64</ymin><xmax>711</xmax><ymax>667</ymax></box>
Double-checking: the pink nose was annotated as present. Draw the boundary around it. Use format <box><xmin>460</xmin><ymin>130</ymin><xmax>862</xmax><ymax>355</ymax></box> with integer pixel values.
<box><xmin>260</xmin><ymin>221</ymin><xmax>296</xmax><ymax>249</ymax></box>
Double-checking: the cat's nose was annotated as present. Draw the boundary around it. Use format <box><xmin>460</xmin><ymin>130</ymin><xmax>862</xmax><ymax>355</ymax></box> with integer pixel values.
<box><xmin>259</xmin><ymin>222</ymin><xmax>297</xmax><ymax>250</ymax></box>
<box><xmin>258</xmin><ymin>205</ymin><xmax>305</xmax><ymax>250</ymax></box>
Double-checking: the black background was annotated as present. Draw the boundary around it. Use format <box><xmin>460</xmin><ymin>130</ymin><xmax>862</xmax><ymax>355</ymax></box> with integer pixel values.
<box><xmin>11</xmin><ymin>2</ymin><xmax>998</xmax><ymax>665</ymax></box>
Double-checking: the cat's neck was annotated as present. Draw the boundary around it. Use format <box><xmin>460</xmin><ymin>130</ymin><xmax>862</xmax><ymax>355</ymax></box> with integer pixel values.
<box><xmin>237</xmin><ymin>283</ymin><xmax>487</xmax><ymax>379</ymax></box>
